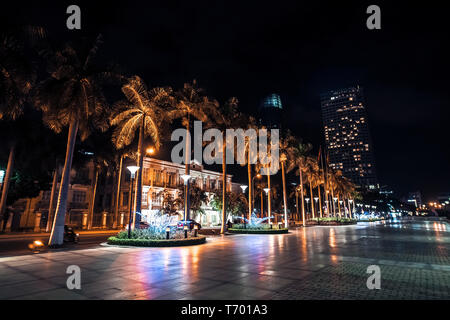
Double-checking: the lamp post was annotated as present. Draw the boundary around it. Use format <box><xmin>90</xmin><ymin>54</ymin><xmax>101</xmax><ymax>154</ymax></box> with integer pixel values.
<box><xmin>181</xmin><ymin>174</ymin><xmax>191</xmax><ymax>221</ymax></box>
<box><xmin>333</xmin><ymin>197</ymin><xmax>338</xmax><ymax>217</ymax></box>
<box><xmin>240</xmin><ymin>185</ymin><xmax>248</xmax><ymax>227</ymax></box>
<box><xmin>127</xmin><ymin>166</ymin><xmax>140</xmax><ymax>238</ymax></box>
<box><xmin>305</xmin><ymin>197</ymin><xmax>310</xmax><ymax>220</ymax></box>
<box><xmin>252</xmin><ymin>174</ymin><xmax>261</xmax><ymax>215</ymax></box>
<box><xmin>264</xmin><ymin>188</ymin><xmax>270</xmax><ymax>222</ymax></box>
<box><xmin>348</xmin><ymin>199</ymin><xmax>354</xmax><ymax>218</ymax></box>
<box><xmin>314</xmin><ymin>197</ymin><xmax>319</xmax><ymax>220</ymax></box>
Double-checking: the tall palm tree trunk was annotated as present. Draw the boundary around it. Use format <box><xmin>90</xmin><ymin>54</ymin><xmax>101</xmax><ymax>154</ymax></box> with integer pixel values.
<box><xmin>49</xmin><ymin>120</ymin><xmax>78</xmax><ymax>246</ymax></box>
<box><xmin>247</xmin><ymin>154</ymin><xmax>252</xmax><ymax>221</ymax></box>
<box><xmin>88</xmin><ymin>168</ymin><xmax>99</xmax><ymax>229</ymax></box>
<box><xmin>281</xmin><ymin>160</ymin><xmax>288</xmax><ymax>228</ymax></box>
<box><xmin>0</xmin><ymin>144</ymin><xmax>15</xmax><ymax>231</ymax></box>
<box><xmin>295</xmin><ymin>189</ymin><xmax>299</xmax><ymax>222</ymax></box>
<box><xmin>133</xmin><ymin>117</ymin><xmax>145</xmax><ymax>228</ymax></box>
<box><xmin>45</xmin><ymin>165</ymin><xmax>59</xmax><ymax>232</ymax></box>
<box><xmin>220</xmin><ymin>139</ymin><xmax>227</xmax><ymax>234</ymax></box>
<box><xmin>337</xmin><ymin>194</ymin><xmax>342</xmax><ymax>217</ymax></box>
<box><xmin>317</xmin><ymin>185</ymin><xmax>323</xmax><ymax>218</ymax></box>
<box><xmin>184</xmin><ymin>119</ymin><xmax>191</xmax><ymax>221</ymax></box>
<box><xmin>113</xmin><ymin>155</ymin><xmax>123</xmax><ymax>228</ymax></box>
<box><xmin>309</xmin><ymin>180</ymin><xmax>315</xmax><ymax>219</ymax></box>
<box><xmin>330</xmin><ymin>181</ymin><xmax>336</xmax><ymax>217</ymax></box>
<box><xmin>267</xmin><ymin>171</ymin><xmax>272</xmax><ymax>221</ymax></box>
<box><xmin>259</xmin><ymin>191</ymin><xmax>263</xmax><ymax>217</ymax></box>
<box><xmin>299</xmin><ymin>163</ymin><xmax>306</xmax><ymax>227</ymax></box>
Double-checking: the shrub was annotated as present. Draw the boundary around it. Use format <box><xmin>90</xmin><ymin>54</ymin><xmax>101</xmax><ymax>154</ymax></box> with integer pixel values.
<box><xmin>107</xmin><ymin>236</ymin><xmax>206</xmax><ymax>247</ymax></box>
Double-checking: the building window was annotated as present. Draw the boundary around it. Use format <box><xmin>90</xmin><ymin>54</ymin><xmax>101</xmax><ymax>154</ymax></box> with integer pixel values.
<box><xmin>73</xmin><ymin>191</ymin><xmax>86</xmax><ymax>203</ymax></box>
<box><xmin>123</xmin><ymin>192</ymin><xmax>129</xmax><ymax>207</ymax></box>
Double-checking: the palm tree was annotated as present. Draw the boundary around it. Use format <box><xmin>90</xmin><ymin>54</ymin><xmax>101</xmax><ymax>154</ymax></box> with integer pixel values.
<box><xmin>0</xmin><ymin>28</ymin><xmax>39</xmax><ymax>227</ymax></box>
<box><xmin>211</xmin><ymin>97</ymin><xmax>240</xmax><ymax>234</ymax></box>
<box><xmin>167</xmin><ymin>80</ymin><xmax>218</xmax><ymax>222</ymax></box>
<box><xmin>287</xmin><ymin>141</ymin><xmax>312</xmax><ymax>226</ymax></box>
<box><xmin>34</xmin><ymin>36</ymin><xmax>112</xmax><ymax>246</ymax></box>
<box><xmin>239</xmin><ymin>115</ymin><xmax>258</xmax><ymax>221</ymax></box>
<box><xmin>110</xmin><ymin>76</ymin><xmax>170</xmax><ymax>229</ymax></box>
<box><xmin>279</xmin><ymin>131</ymin><xmax>297</xmax><ymax>227</ymax></box>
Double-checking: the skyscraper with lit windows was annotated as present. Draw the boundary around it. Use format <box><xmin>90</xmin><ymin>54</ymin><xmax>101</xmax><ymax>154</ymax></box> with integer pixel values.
<box><xmin>320</xmin><ymin>86</ymin><xmax>378</xmax><ymax>188</ymax></box>
<box><xmin>259</xmin><ymin>93</ymin><xmax>283</xmax><ymax>129</ymax></box>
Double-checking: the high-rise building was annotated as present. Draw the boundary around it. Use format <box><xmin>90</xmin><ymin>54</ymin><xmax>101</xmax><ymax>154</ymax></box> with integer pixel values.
<box><xmin>259</xmin><ymin>93</ymin><xmax>283</xmax><ymax>129</ymax></box>
<box><xmin>320</xmin><ymin>86</ymin><xmax>378</xmax><ymax>188</ymax></box>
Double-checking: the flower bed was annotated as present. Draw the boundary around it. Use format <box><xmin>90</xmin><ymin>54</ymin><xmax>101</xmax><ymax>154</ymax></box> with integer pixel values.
<box><xmin>107</xmin><ymin>235</ymin><xmax>206</xmax><ymax>247</ymax></box>
<box><xmin>358</xmin><ymin>218</ymin><xmax>384</xmax><ymax>222</ymax></box>
<box><xmin>228</xmin><ymin>228</ymin><xmax>289</xmax><ymax>234</ymax></box>
<box><xmin>307</xmin><ymin>217</ymin><xmax>357</xmax><ymax>226</ymax></box>
<box><xmin>106</xmin><ymin>229</ymin><xmax>206</xmax><ymax>247</ymax></box>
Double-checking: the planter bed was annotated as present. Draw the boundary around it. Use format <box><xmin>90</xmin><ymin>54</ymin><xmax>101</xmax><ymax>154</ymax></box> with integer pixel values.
<box><xmin>228</xmin><ymin>228</ymin><xmax>289</xmax><ymax>234</ymax></box>
<box><xmin>307</xmin><ymin>219</ymin><xmax>357</xmax><ymax>226</ymax></box>
<box><xmin>107</xmin><ymin>235</ymin><xmax>206</xmax><ymax>247</ymax></box>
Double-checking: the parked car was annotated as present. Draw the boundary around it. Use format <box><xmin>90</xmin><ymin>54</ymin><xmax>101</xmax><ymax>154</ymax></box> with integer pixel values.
<box><xmin>64</xmin><ymin>225</ymin><xmax>79</xmax><ymax>243</ymax></box>
<box><xmin>139</xmin><ymin>221</ymin><xmax>150</xmax><ymax>229</ymax></box>
<box><xmin>177</xmin><ymin>220</ymin><xmax>201</xmax><ymax>231</ymax></box>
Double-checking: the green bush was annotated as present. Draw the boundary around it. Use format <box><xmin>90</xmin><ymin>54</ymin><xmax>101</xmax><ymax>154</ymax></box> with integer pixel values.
<box><xmin>228</xmin><ymin>228</ymin><xmax>289</xmax><ymax>234</ymax></box>
<box><xmin>115</xmin><ymin>229</ymin><xmax>188</xmax><ymax>240</ymax></box>
<box><xmin>107</xmin><ymin>235</ymin><xmax>206</xmax><ymax>247</ymax></box>
<box><xmin>232</xmin><ymin>223</ymin><xmax>271</xmax><ymax>230</ymax></box>
<box><xmin>307</xmin><ymin>217</ymin><xmax>357</xmax><ymax>224</ymax></box>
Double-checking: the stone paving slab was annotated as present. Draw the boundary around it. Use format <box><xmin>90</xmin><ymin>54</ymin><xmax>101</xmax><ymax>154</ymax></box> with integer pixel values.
<box><xmin>0</xmin><ymin>219</ymin><xmax>449</xmax><ymax>300</ymax></box>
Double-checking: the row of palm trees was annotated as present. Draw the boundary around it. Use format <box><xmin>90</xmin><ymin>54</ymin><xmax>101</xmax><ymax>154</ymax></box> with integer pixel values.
<box><xmin>0</xmin><ymin>31</ymin><xmax>359</xmax><ymax>246</ymax></box>
<box><xmin>239</xmin><ymin>130</ymin><xmax>358</xmax><ymax>228</ymax></box>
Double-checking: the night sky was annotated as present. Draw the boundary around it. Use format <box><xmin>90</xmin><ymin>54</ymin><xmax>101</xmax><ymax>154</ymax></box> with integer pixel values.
<box><xmin>2</xmin><ymin>1</ymin><xmax>449</xmax><ymax>201</ymax></box>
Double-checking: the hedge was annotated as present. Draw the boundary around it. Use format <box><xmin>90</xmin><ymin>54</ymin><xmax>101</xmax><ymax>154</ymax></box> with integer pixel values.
<box><xmin>228</xmin><ymin>228</ymin><xmax>289</xmax><ymax>234</ymax></box>
<box><xmin>107</xmin><ymin>235</ymin><xmax>206</xmax><ymax>247</ymax></box>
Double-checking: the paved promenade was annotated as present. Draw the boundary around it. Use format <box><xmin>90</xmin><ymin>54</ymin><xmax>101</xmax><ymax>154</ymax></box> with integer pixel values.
<box><xmin>0</xmin><ymin>219</ymin><xmax>449</xmax><ymax>299</ymax></box>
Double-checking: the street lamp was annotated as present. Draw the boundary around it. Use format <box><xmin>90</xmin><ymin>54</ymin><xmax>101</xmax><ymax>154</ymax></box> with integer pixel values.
<box><xmin>181</xmin><ymin>174</ymin><xmax>191</xmax><ymax>221</ymax></box>
<box><xmin>146</xmin><ymin>147</ymin><xmax>155</xmax><ymax>155</ymax></box>
<box><xmin>240</xmin><ymin>185</ymin><xmax>248</xmax><ymax>227</ymax></box>
<box><xmin>126</xmin><ymin>166</ymin><xmax>140</xmax><ymax>238</ymax></box>
<box><xmin>252</xmin><ymin>173</ymin><xmax>261</xmax><ymax>212</ymax></box>
<box><xmin>314</xmin><ymin>197</ymin><xmax>319</xmax><ymax>219</ymax></box>
<box><xmin>348</xmin><ymin>199</ymin><xmax>354</xmax><ymax>218</ymax></box>
<box><xmin>305</xmin><ymin>197</ymin><xmax>310</xmax><ymax>218</ymax></box>
<box><xmin>264</xmin><ymin>188</ymin><xmax>270</xmax><ymax>221</ymax></box>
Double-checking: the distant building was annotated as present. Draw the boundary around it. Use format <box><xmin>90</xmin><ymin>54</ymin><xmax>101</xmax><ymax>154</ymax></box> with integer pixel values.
<box><xmin>437</xmin><ymin>192</ymin><xmax>450</xmax><ymax>207</ymax></box>
<box><xmin>320</xmin><ymin>86</ymin><xmax>378</xmax><ymax>188</ymax></box>
<box><xmin>259</xmin><ymin>93</ymin><xmax>283</xmax><ymax>129</ymax></box>
<box><xmin>407</xmin><ymin>191</ymin><xmax>423</xmax><ymax>208</ymax></box>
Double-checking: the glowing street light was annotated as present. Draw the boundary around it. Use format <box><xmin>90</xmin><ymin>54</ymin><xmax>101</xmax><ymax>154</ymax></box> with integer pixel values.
<box><xmin>126</xmin><ymin>166</ymin><xmax>140</xmax><ymax>238</ymax></box>
<box><xmin>181</xmin><ymin>174</ymin><xmax>191</xmax><ymax>185</ymax></box>
<box><xmin>240</xmin><ymin>185</ymin><xmax>248</xmax><ymax>193</ymax></box>
<box><xmin>146</xmin><ymin>147</ymin><xmax>155</xmax><ymax>155</ymax></box>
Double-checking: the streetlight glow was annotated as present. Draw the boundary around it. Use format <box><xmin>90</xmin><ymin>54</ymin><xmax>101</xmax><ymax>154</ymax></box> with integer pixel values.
<box><xmin>127</xmin><ymin>166</ymin><xmax>140</xmax><ymax>178</ymax></box>
<box><xmin>240</xmin><ymin>185</ymin><xmax>248</xmax><ymax>193</ymax></box>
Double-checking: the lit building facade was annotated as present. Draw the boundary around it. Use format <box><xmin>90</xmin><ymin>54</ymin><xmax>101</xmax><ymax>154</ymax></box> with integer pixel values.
<box><xmin>320</xmin><ymin>86</ymin><xmax>378</xmax><ymax>188</ymax></box>
<box><xmin>121</xmin><ymin>157</ymin><xmax>239</xmax><ymax>227</ymax></box>
<box><xmin>10</xmin><ymin>158</ymin><xmax>240</xmax><ymax>231</ymax></box>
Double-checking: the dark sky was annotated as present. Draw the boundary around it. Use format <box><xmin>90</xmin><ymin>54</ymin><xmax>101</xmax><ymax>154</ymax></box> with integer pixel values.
<box><xmin>2</xmin><ymin>1</ymin><xmax>449</xmax><ymax>201</ymax></box>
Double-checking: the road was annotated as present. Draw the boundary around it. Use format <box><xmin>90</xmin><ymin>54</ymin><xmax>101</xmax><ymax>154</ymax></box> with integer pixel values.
<box><xmin>0</xmin><ymin>218</ymin><xmax>449</xmax><ymax>299</ymax></box>
<box><xmin>0</xmin><ymin>231</ymin><xmax>117</xmax><ymax>257</ymax></box>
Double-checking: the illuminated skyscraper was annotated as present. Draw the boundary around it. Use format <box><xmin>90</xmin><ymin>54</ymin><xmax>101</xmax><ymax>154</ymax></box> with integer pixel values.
<box><xmin>259</xmin><ymin>93</ymin><xmax>282</xmax><ymax>129</ymax></box>
<box><xmin>320</xmin><ymin>86</ymin><xmax>378</xmax><ymax>188</ymax></box>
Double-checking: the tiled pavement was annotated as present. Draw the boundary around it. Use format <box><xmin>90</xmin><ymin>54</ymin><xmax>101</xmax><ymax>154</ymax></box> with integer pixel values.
<box><xmin>0</xmin><ymin>219</ymin><xmax>449</xmax><ymax>300</ymax></box>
